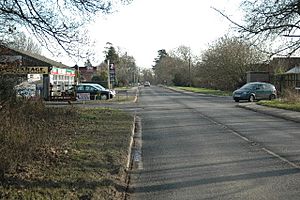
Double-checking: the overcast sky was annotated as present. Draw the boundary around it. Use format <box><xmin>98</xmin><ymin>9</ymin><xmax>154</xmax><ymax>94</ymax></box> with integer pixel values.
<box><xmin>67</xmin><ymin>0</ymin><xmax>243</xmax><ymax>68</ymax></box>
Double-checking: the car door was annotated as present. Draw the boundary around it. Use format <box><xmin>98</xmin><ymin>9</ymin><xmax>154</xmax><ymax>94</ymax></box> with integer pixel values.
<box><xmin>254</xmin><ymin>84</ymin><xmax>265</xmax><ymax>99</ymax></box>
<box><xmin>264</xmin><ymin>84</ymin><xmax>274</xmax><ymax>99</ymax></box>
<box><xmin>85</xmin><ymin>85</ymin><xmax>98</xmax><ymax>99</ymax></box>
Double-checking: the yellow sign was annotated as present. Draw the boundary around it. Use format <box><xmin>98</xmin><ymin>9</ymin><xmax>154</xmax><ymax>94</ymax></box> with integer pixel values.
<box><xmin>0</xmin><ymin>65</ymin><xmax>49</xmax><ymax>74</ymax></box>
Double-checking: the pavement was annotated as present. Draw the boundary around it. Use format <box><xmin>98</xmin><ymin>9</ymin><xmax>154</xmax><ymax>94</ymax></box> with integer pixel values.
<box><xmin>237</xmin><ymin>103</ymin><xmax>300</xmax><ymax>123</ymax></box>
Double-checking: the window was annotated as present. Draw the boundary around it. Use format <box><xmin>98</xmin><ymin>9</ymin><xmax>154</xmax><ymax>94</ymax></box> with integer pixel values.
<box><xmin>77</xmin><ymin>85</ymin><xmax>85</xmax><ymax>91</ymax></box>
<box><xmin>85</xmin><ymin>86</ymin><xmax>97</xmax><ymax>92</ymax></box>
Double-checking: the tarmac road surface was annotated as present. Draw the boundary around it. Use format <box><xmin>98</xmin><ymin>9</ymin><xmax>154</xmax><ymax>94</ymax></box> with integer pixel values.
<box><xmin>128</xmin><ymin>86</ymin><xmax>300</xmax><ymax>200</ymax></box>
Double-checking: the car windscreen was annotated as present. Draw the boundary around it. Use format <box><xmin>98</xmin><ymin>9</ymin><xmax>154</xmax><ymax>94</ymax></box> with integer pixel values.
<box><xmin>240</xmin><ymin>84</ymin><xmax>255</xmax><ymax>90</ymax></box>
<box><xmin>94</xmin><ymin>85</ymin><xmax>106</xmax><ymax>90</ymax></box>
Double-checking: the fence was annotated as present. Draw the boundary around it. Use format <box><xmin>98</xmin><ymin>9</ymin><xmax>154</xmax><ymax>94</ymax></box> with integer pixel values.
<box><xmin>274</xmin><ymin>74</ymin><xmax>300</xmax><ymax>95</ymax></box>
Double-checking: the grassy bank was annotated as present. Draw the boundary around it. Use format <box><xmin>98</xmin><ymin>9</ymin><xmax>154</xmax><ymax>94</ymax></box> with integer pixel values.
<box><xmin>174</xmin><ymin>86</ymin><xmax>231</xmax><ymax>96</ymax></box>
<box><xmin>258</xmin><ymin>100</ymin><xmax>300</xmax><ymax>112</ymax></box>
<box><xmin>0</xmin><ymin>100</ymin><xmax>134</xmax><ymax>199</ymax></box>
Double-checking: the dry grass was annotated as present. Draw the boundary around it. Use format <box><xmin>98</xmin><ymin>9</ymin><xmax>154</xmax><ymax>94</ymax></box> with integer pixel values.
<box><xmin>258</xmin><ymin>89</ymin><xmax>300</xmax><ymax>112</ymax></box>
<box><xmin>0</xmin><ymin>99</ymin><xmax>134</xmax><ymax>199</ymax></box>
<box><xmin>281</xmin><ymin>89</ymin><xmax>300</xmax><ymax>103</ymax></box>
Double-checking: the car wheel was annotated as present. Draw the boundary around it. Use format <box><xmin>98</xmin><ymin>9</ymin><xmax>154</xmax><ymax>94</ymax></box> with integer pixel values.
<box><xmin>269</xmin><ymin>94</ymin><xmax>276</xmax><ymax>100</ymax></box>
<box><xmin>100</xmin><ymin>94</ymin><xmax>108</xmax><ymax>100</ymax></box>
<box><xmin>248</xmin><ymin>95</ymin><xmax>255</xmax><ymax>102</ymax></box>
<box><xmin>234</xmin><ymin>99</ymin><xmax>239</xmax><ymax>102</ymax></box>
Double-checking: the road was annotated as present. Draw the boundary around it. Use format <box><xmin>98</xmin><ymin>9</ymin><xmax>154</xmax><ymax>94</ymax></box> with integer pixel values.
<box><xmin>128</xmin><ymin>86</ymin><xmax>300</xmax><ymax>200</ymax></box>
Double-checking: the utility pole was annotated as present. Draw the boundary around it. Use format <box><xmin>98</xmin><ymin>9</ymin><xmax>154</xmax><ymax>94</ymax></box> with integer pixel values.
<box><xmin>107</xmin><ymin>59</ymin><xmax>110</xmax><ymax>90</ymax></box>
<box><xmin>107</xmin><ymin>60</ymin><xmax>111</xmax><ymax>100</ymax></box>
<box><xmin>188</xmin><ymin>56</ymin><xmax>191</xmax><ymax>87</ymax></box>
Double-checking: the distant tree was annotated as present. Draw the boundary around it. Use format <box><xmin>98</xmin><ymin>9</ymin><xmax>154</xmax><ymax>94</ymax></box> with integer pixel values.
<box><xmin>102</xmin><ymin>45</ymin><xmax>137</xmax><ymax>86</ymax></box>
<box><xmin>141</xmin><ymin>68</ymin><xmax>154</xmax><ymax>83</ymax></box>
<box><xmin>84</xmin><ymin>59</ymin><xmax>93</xmax><ymax>69</ymax></box>
<box><xmin>197</xmin><ymin>36</ymin><xmax>266</xmax><ymax>91</ymax></box>
<box><xmin>104</xmin><ymin>43</ymin><xmax>120</xmax><ymax>65</ymax></box>
<box><xmin>171</xmin><ymin>45</ymin><xmax>192</xmax><ymax>62</ymax></box>
<box><xmin>7</xmin><ymin>33</ymin><xmax>42</xmax><ymax>54</ymax></box>
<box><xmin>152</xmin><ymin>46</ymin><xmax>195</xmax><ymax>86</ymax></box>
<box><xmin>152</xmin><ymin>49</ymin><xmax>169</xmax><ymax>84</ymax></box>
<box><xmin>153</xmin><ymin>49</ymin><xmax>168</xmax><ymax>70</ymax></box>
<box><xmin>169</xmin><ymin>46</ymin><xmax>195</xmax><ymax>86</ymax></box>
<box><xmin>117</xmin><ymin>52</ymin><xmax>137</xmax><ymax>86</ymax></box>
<box><xmin>153</xmin><ymin>56</ymin><xmax>178</xmax><ymax>85</ymax></box>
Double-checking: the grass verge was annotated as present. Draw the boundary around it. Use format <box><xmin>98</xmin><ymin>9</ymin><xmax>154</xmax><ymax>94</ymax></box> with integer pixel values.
<box><xmin>258</xmin><ymin>100</ymin><xmax>300</xmax><ymax>112</ymax></box>
<box><xmin>173</xmin><ymin>86</ymin><xmax>231</xmax><ymax>96</ymax></box>
<box><xmin>0</xmin><ymin>101</ymin><xmax>134</xmax><ymax>199</ymax></box>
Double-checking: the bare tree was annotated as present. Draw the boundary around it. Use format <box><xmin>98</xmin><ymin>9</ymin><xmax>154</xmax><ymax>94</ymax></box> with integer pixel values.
<box><xmin>117</xmin><ymin>52</ymin><xmax>137</xmax><ymax>86</ymax></box>
<box><xmin>7</xmin><ymin>32</ymin><xmax>42</xmax><ymax>54</ymax></box>
<box><xmin>197</xmin><ymin>36</ymin><xmax>266</xmax><ymax>91</ymax></box>
<box><xmin>215</xmin><ymin>0</ymin><xmax>300</xmax><ymax>56</ymax></box>
<box><xmin>0</xmin><ymin>0</ymin><xmax>131</xmax><ymax>55</ymax></box>
<box><xmin>170</xmin><ymin>45</ymin><xmax>191</xmax><ymax>63</ymax></box>
<box><xmin>141</xmin><ymin>68</ymin><xmax>154</xmax><ymax>83</ymax></box>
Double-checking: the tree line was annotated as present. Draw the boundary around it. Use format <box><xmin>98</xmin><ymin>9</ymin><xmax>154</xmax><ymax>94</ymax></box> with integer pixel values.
<box><xmin>152</xmin><ymin>36</ymin><xmax>268</xmax><ymax>91</ymax></box>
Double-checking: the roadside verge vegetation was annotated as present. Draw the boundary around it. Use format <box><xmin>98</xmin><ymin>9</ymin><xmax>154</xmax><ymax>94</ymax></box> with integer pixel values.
<box><xmin>174</xmin><ymin>86</ymin><xmax>231</xmax><ymax>96</ymax></box>
<box><xmin>0</xmin><ymin>100</ymin><xmax>134</xmax><ymax>199</ymax></box>
<box><xmin>258</xmin><ymin>100</ymin><xmax>300</xmax><ymax>112</ymax></box>
<box><xmin>258</xmin><ymin>90</ymin><xmax>300</xmax><ymax>112</ymax></box>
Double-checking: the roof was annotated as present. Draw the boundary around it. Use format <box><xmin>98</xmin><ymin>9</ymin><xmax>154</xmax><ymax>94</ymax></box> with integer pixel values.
<box><xmin>285</xmin><ymin>66</ymin><xmax>300</xmax><ymax>74</ymax></box>
<box><xmin>0</xmin><ymin>45</ymin><xmax>68</xmax><ymax>68</ymax></box>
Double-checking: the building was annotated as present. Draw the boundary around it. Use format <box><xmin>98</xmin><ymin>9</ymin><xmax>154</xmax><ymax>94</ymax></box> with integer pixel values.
<box><xmin>0</xmin><ymin>45</ymin><xmax>75</xmax><ymax>100</ymax></box>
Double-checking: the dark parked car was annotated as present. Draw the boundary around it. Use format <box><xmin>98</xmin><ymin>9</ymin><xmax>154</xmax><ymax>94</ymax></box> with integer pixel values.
<box><xmin>233</xmin><ymin>82</ymin><xmax>277</xmax><ymax>102</ymax></box>
<box><xmin>75</xmin><ymin>83</ymin><xmax>115</xmax><ymax>100</ymax></box>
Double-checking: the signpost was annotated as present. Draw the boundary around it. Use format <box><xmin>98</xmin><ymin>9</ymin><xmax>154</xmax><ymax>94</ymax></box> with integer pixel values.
<box><xmin>106</xmin><ymin>61</ymin><xmax>116</xmax><ymax>88</ymax></box>
<box><xmin>109</xmin><ymin>63</ymin><xmax>116</xmax><ymax>86</ymax></box>
<box><xmin>107</xmin><ymin>60</ymin><xmax>111</xmax><ymax>90</ymax></box>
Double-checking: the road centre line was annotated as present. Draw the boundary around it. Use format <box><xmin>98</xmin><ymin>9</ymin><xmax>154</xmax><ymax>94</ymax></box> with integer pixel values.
<box><xmin>262</xmin><ymin>148</ymin><xmax>300</xmax><ymax>169</ymax></box>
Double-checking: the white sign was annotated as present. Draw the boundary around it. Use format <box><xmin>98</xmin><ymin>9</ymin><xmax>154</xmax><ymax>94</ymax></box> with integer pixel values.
<box><xmin>77</xmin><ymin>93</ymin><xmax>90</xmax><ymax>101</ymax></box>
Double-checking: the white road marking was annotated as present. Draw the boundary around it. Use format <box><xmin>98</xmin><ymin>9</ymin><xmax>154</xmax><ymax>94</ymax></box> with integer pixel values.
<box><xmin>262</xmin><ymin>148</ymin><xmax>300</xmax><ymax>169</ymax></box>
